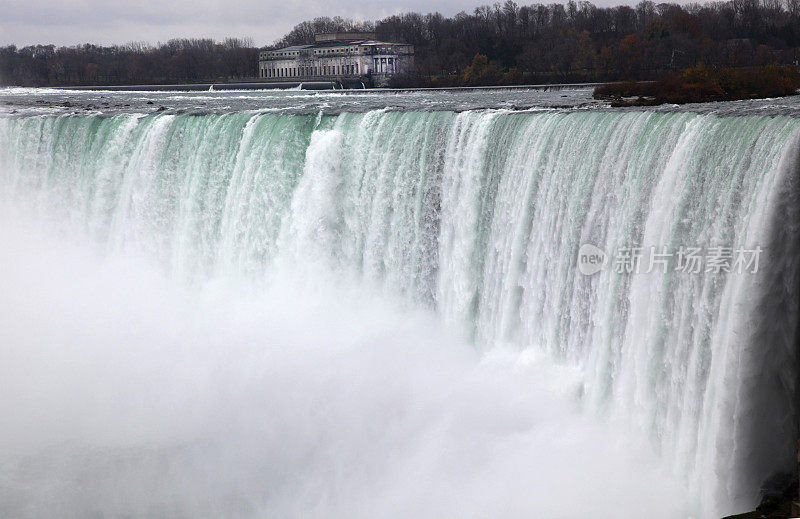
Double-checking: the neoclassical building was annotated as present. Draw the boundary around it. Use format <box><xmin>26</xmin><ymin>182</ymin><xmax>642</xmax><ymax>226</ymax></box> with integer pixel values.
<box><xmin>259</xmin><ymin>32</ymin><xmax>414</xmax><ymax>86</ymax></box>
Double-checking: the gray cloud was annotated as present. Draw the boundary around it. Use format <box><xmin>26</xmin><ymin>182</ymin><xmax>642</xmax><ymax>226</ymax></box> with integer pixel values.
<box><xmin>1</xmin><ymin>0</ymin><xmax>486</xmax><ymax>46</ymax></box>
<box><xmin>2</xmin><ymin>0</ymin><xmax>664</xmax><ymax>48</ymax></box>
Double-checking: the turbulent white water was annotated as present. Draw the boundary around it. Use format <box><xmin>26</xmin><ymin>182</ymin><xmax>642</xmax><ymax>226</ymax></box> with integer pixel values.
<box><xmin>0</xmin><ymin>107</ymin><xmax>798</xmax><ymax>518</ymax></box>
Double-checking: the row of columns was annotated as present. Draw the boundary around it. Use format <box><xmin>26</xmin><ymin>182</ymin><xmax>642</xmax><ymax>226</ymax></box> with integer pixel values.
<box><xmin>260</xmin><ymin>63</ymin><xmax>361</xmax><ymax>79</ymax></box>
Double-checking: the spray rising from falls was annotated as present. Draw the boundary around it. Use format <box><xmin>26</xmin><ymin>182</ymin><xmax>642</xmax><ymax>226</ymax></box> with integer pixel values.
<box><xmin>0</xmin><ymin>109</ymin><xmax>799</xmax><ymax>517</ymax></box>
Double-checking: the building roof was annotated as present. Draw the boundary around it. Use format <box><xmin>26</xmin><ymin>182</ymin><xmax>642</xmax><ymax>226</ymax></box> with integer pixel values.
<box><xmin>267</xmin><ymin>40</ymin><xmax>410</xmax><ymax>53</ymax></box>
<box><xmin>315</xmin><ymin>32</ymin><xmax>376</xmax><ymax>42</ymax></box>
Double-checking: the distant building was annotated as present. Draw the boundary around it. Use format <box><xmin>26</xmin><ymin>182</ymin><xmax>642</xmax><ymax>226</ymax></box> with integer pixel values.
<box><xmin>258</xmin><ymin>32</ymin><xmax>414</xmax><ymax>87</ymax></box>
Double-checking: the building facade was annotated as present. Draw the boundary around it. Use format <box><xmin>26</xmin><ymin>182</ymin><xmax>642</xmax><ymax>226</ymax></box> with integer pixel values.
<box><xmin>258</xmin><ymin>33</ymin><xmax>414</xmax><ymax>86</ymax></box>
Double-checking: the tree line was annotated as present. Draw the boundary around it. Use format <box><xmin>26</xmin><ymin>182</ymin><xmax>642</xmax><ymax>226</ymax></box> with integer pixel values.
<box><xmin>2</xmin><ymin>0</ymin><xmax>800</xmax><ymax>87</ymax></box>
<box><xmin>0</xmin><ymin>38</ymin><xmax>257</xmax><ymax>86</ymax></box>
<box><xmin>281</xmin><ymin>0</ymin><xmax>800</xmax><ymax>85</ymax></box>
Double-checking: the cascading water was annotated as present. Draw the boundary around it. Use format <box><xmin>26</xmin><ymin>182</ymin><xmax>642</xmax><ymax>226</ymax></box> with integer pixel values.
<box><xmin>0</xmin><ymin>105</ymin><xmax>798</xmax><ymax>518</ymax></box>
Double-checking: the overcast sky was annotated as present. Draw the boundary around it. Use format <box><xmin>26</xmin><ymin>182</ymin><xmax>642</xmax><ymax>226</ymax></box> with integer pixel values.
<box><xmin>1</xmin><ymin>0</ymin><xmax>636</xmax><ymax>47</ymax></box>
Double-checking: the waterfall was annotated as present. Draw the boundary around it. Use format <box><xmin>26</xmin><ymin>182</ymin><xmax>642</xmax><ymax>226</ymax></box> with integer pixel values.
<box><xmin>0</xmin><ymin>109</ymin><xmax>798</xmax><ymax>517</ymax></box>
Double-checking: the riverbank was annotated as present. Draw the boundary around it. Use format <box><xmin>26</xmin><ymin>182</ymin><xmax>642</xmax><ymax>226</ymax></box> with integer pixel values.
<box><xmin>594</xmin><ymin>65</ymin><xmax>800</xmax><ymax>106</ymax></box>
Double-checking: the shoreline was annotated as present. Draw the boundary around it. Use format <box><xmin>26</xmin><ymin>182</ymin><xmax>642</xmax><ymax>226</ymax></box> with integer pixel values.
<box><xmin>51</xmin><ymin>81</ymin><xmax>600</xmax><ymax>93</ymax></box>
